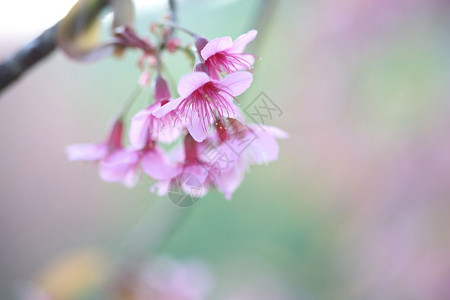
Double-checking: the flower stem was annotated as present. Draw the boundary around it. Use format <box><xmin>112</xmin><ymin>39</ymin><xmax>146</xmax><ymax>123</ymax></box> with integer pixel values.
<box><xmin>162</xmin><ymin>21</ymin><xmax>201</xmax><ymax>38</ymax></box>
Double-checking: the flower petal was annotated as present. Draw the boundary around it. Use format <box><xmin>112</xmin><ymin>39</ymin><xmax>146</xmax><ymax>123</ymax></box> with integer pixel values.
<box><xmin>218</xmin><ymin>71</ymin><xmax>253</xmax><ymax>97</ymax></box>
<box><xmin>99</xmin><ymin>149</ymin><xmax>140</xmax><ymax>182</ymax></box>
<box><xmin>66</xmin><ymin>143</ymin><xmax>108</xmax><ymax>161</ymax></box>
<box><xmin>150</xmin><ymin>180</ymin><xmax>171</xmax><ymax>196</ymax></box>
<box><xmin>183</xmin><ymin>163</ymin><xmax>209</xmax><ymax>185</ymax></box>
<box><xmin>200</xmin><ymin>36</ymin><xmax>233</xmax><ymax>61</ymax></box>
<box><xmin>141</xmin><ymin>148</ymin><xmax>180</xmax><ymax>180</ymax></box>
<box><xmin>258</xmin><ymin>125</ymin><xmax>290</xmax><ymax>139</ymax></box>
<box><xmin>129</xmin><ymin>107</ymin><xmax>154</xmax><ymax>149</ymax></box>
<box><xmin>239</xmin><ymin>53</ymin><xmax>255</xmax><ymax>67</ymax></box>
<box><xmin>154</xmin><ymin>75</ymin><xmax>171</xmax><ymax>101</ymax></box>
<box><xmin>214</xmin><ymin>164</ymin><xmax>245</xmax><ymax>200</ymax></box>
<box><xmin>242</xmin><ymin>127</ymin><xmax>279</xmax><ymax>165</ymax></box>
<box><xmin>187</xmin><ymin>113</ymin><xmax>209</xmax><ymax>142</ymax></box>
<box><xmin>177</xmin><ymin>72</ymin><xmax>210</xmax><ymax>98</ymax></box>
<box><xmin>151</xmin><ymin>120</ymin><xmax>183</xmax><ymax>144</ymax></box>
<box><xmin>229</xmin><ymin>30</ymin><xmax>257</xmax><ymax>53</ymax></box>
<box><xmin>152</xmin><ymin>97</ymin><xmax>183</xmax><ymax>118</ymax></box>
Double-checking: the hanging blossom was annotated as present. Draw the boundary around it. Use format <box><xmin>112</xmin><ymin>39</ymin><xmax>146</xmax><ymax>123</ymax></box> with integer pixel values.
<box><xmin>66</xmin><ymin>20</ymin><xmax>287</xmax><ymax>200</ymax></box>
<box><xmin>150</xmin><ymin>119</ymin><xmax>288</xmax><ymax>199</ymax></box>
<box><xmin>198</xmin><ymin>30</ymin><xmax>257</xmax><ymax>79</ymax></box>
<box><xmin>153</xmin><ymin>71</ymin><xmax>253</xmax><ymax>142</ymax></box>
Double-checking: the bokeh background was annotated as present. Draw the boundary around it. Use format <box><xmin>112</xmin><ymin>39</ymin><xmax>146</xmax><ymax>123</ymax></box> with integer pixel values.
<box><xmin>2</xmin><ymin>0</ymin><xmax>450</xmax><ymax>299</ymax></box>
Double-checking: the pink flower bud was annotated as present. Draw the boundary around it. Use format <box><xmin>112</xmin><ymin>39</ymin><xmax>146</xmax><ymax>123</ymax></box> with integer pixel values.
<box><xmin>194</xmin><ymin>37</ymin><xmax>208</xmax><ymax>52</ymax></box>
<box><xmin>166</xmin><ymin>36</ymin><xmax>182</xmax><ymax>53</ymax></box>
<box><xmin>194</xmin><ymin>62</ymin><xmax>208</xmax><ymax>73</ymax></box>
<box><xmin>107</xmin><ymin>119</ymin><xmax>124</xmax><ymax>148</ymax></box>
<box><xmin>153</xmin><ymin>75</ymin><xmax>171</xmax><ymax>102</ymax></box>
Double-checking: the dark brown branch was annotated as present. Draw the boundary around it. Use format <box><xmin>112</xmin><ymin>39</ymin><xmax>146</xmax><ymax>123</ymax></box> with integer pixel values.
<box><xmin>0</xmin><ymin>22</ymin><xmax>59</xmax><ymax>95</ymax></box>
<box><xmin>0</xmin><ymin>0</ymin><xmax>111</xmax><ymax>95</ymax></box>
<box><xmin>169</xmin><ymin>0</ymin><xmax>177</xmax><ymax>22</ymax></box>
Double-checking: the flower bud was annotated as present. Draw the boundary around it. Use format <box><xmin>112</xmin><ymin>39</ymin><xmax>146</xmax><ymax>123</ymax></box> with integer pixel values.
<box><xmin>153</xmin><ymin>75</ymin><xmax>171</xmax><ymax>102</ymax></box>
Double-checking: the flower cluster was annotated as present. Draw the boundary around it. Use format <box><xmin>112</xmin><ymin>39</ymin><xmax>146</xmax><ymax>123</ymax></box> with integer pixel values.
<box><xmin>67</xmin><ymin>24</ymin><xmax>287</xmax><ymax>200</ymax></box>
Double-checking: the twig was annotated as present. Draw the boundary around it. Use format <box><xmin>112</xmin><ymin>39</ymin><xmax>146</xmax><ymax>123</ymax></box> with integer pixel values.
<box><xmin>169</xmin><ymin>0</ymin><xmax>177</xmax><ymax>23</ymax></box>
<box><xmin>0</xmin><ymin>0</ymin><xmax>111</xmax><ymax>95</ymax></box>
<box><xmin>0</xmin><ymin>22</ymin><xmax>59</xmax><ymax>95</ymax></box>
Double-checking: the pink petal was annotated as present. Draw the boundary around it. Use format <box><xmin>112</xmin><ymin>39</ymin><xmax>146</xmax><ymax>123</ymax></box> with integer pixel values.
<box><xmin>152</xmin><ymin>97</ymin><xmax>183</xmax><ymax>118</ymax></box>
<box><xmin>177</xmin><ymin>72</ymin><xmax>211</xmax><ymax>98</ymax></box>
<box><xmin>258</xmin><ymin>125</ymin><xmax>290</xmax><ymax>139</ymax></box>
<box><xmin>150</xmin><ymin>180</ymin><xmax>171</xmax><ymax>196</ymax></box>
<box><xmin>242</xmin><ymin>127</ymin><xmax>279</xmax><ymax>165</ymax></box>
<box><xmin>214</xmin><ymin>164</ymin><xmax>245</xmax><ymax>199</ymax></box>
<box><xmin>166</xmin><ymin>141</ymin><xmax>186</xmax><ymax>163</ymax></box>
<box><xmin>223</xmin><ymin>99</ymin><xmax>244</xmax><ymax>122</ymax></box>
<box><xmin>141</xmin><ymin>148</ymin><xmax>180</xmax><ymax>180</ymax></box>
<box><xmin>187</xmin><ymin>113</ymin><xmax>209</xmax><ymax>142</ymax></box>
<box><xmin>129</xmin><ymin>107</ymin><xmax>154</xmax><ymax>149</ymax></box>
<box><xmin>229</xmin><ymin>30</ymin><xmax>257</xmax><ymax>53</ymax></box>
<box><xmin>200</xmin><ymin>36</ymin><xmax>233</xmax><ymax>61</ymax></box>
<box><xmin>183</xmin><ymin>164</ymin><xmax>209</xmax><ymax>185</ymax></box>
<box><xmin>152</xmin><ymin>121</ymin><xmax>183</xmax><ymax>144</ymax></box>
<box><xmin>66</xmin><ymin>143</ymin><xmax>108</xmax><ymax>161</ymax></box>
<box><xmin>218</xmin><ymin>71</ymin><xmax>253</xmax><ymax>97</ymax></box>
<box><xmin>240</xmin><ymin>53</ymin><xmax>255</xmax><ymax>66</ymax></box>
<box><xmin>154</xmin><ymin>75</ymin><xmax>171</xmax><ymax>101</ymax></box>
<box><xmin>122</xmin><ymin>168</ymin><xmax>140</xmax><ymax>188</ymax></box>
<box><xmin>99</xmin><ymin>149</ymin><xmax>140</xmax><ymax>182</ymax></box>
<box><xmin>181</xmin><ymin>181</ymin><xmax>208</xmax><ymax>199</ymax></box>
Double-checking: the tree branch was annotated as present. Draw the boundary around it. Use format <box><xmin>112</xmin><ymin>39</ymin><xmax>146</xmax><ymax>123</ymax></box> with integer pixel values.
<box><xmin>0</xmin><ymin>0</ymin><xmax>111</xmax><ymax>95</ymax></box>
<box><xmin>0</xmin><ymin>22</ymin><xmax>59</xmax><ymax>95</ymax></box>
<box><xmin>169</xmin><ymin>0</ymin><xmax>177</xmax><ymax>22</ymax></box>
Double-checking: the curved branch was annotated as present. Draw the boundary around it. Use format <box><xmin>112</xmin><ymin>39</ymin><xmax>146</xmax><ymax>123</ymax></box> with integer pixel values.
<box><xmin>0</xmin><ymin>22</ymin><xmax>59</xmax><ymax>95</ymax></box>
<box><xmin>0</xmin><ymin>0</ymin><xmax>111</xmax><ymax>95</ymax></box>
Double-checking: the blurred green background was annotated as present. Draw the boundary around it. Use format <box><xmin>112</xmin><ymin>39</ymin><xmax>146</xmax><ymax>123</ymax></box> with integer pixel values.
<box><xmin>1</xmin><ymin>0</ymin><xmax>450</xmax><ymax>299</ymax></box>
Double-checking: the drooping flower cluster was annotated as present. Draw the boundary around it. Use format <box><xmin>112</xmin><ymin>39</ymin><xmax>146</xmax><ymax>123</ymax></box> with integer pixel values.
<box><xmin>67</xmin><ymin>23</ymin><xmax>287</xmax><ymax>200</ymax></box>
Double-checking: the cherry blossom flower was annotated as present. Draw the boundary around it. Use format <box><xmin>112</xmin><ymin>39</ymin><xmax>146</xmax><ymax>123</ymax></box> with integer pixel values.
<box><xmin>65</xmin><ymin>22</ymin><xmax>287</xmax><ymax>200</ymax></box>
<box><xmin>98</xmin><ymin>147</ymin><xmax>141</xmax><ymax>187</ymax></box>
<box><xmin>210</xmin><ymin>122</ymin><xmax>289</xmax><ymax>199</ymax></box>
<box><xmin>154</xmin><ymin>71</ymin><xmax>253</xmax><ymax>142</ymax></box>
<box><xmin>66</xmin><ymin>119</ymin><xmax>124</xmax><ymax>162</ymax></box>
<box><xmin>166</xmin><ymin>36</ymin><xmax>182</xmax><ymax>53</ymax></box>
<box><xmin>240</xmin><ymin>124</ymin><xmax>290</xmax><ymax>166</ymax></box>
<box><xmin>151</xmin><ymin>121</ymin><xmax>287</xmax><ymax>199</ymax></box>
<box><xmin>201</xmin><ymin>30</ymin><xmax>257</xmax><ymax>79</ymax></box>
<box><xmin>99</xmin><ymin>145</ymin><xmax>179</xmax><ymax>188</ymax></box>
<box><xmin>150</xmin><ymin>134</ymin><xmax>218</xmax><ymax>198</ymax></box>
<box><xmin>130</xmin><ymin>76</ymin><xmax>183</xmax><ymax>147</ymax></box>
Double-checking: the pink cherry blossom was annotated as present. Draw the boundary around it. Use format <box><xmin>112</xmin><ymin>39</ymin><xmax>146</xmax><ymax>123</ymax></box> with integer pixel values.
<box><xmin>99</xmin><ymin>145</ymin><xmax>179</xmax><ymax>188</ymax></box>
<box><xmin>201</xmin><ymin>30</ymin><xmax>257</xmax><ymax>79</ymax></box>
<box><xmin>129</xmin><ymin>100</ymin><xmax>183</xmax><ymax>147</ymax></box>
<box><xmin>130</xmin><ymin>76</ymin><xmax>183</xmax><ymax>147</ymax></box>
<box><xmin>150</xmin><ymin>134</ymin><xmax>221</xmax><ymax>198</ymax></box>
<box><xmin>99</xmin><ymin>147</ymin><xmax>141</xmax><ymax>188</ymax></box>
<box><xmin>154</xmin><ymin>71</ymin><xmax>253</xmax><ymax>142</ymax></box>
<box><xmin>150</xmin><ymin>120</ymin><xmax>287</xmax><ymax>200</ymax></box>
<box><xmin>212</xmin><ymin>122</ymin><xmax>288</xmax><ymax>198</ymax></box>
<box><xmin>66</xmin><ymin>119</ymin><xmax>123</xmax><ymax>162</ymax></box>
<box><xmin>240</xmin><ymin>124</ymin><xmax>289</xmax><ymax>166</ymax></box>
<box><xmin>166</xmin><ymin>36</ymin><xmax>182</xmax><ymax>53</ymax></box>
<box><xmin>65</xmin><ymin>23</ymin><xmax>287</xmax><ymax>201</ymax></box>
